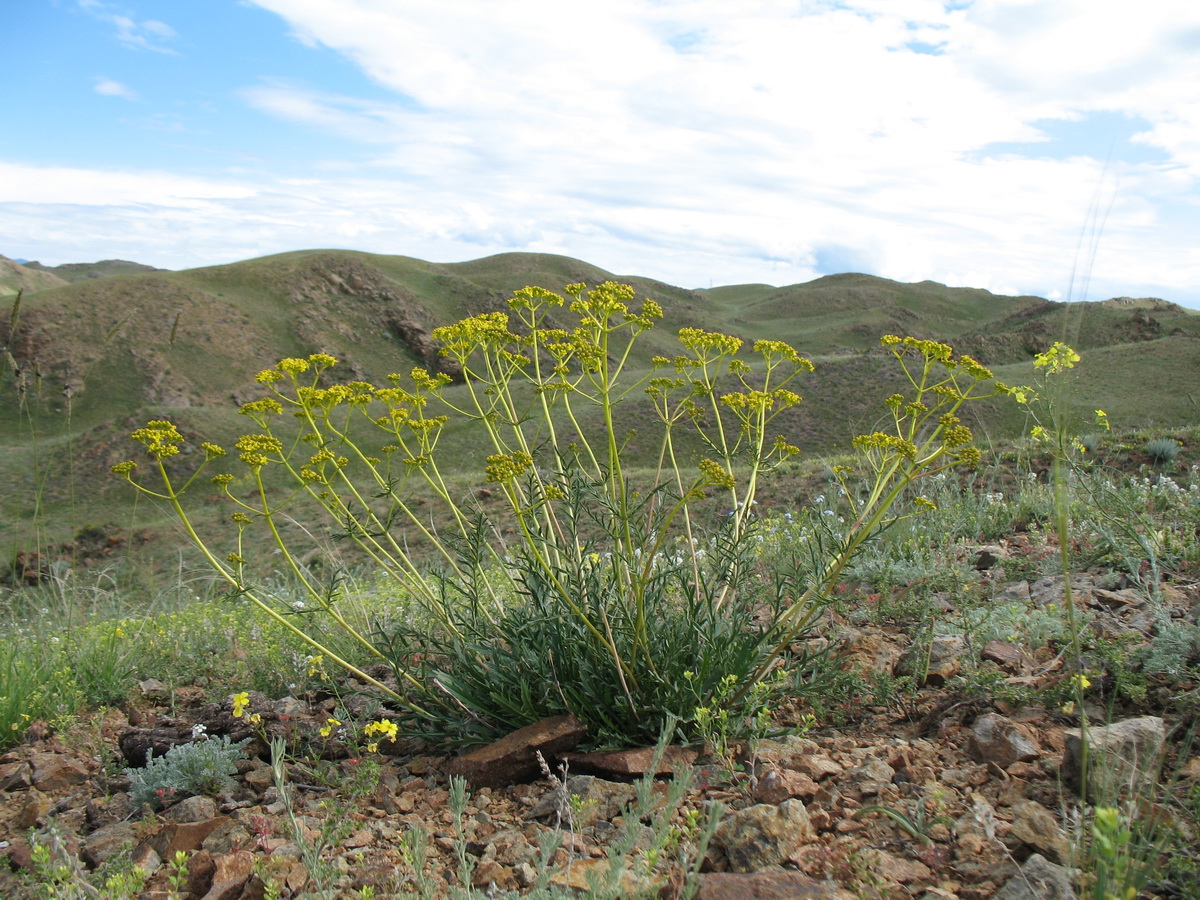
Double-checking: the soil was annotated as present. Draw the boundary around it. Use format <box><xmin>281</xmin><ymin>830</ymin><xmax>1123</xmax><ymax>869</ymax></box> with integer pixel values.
<box><xmin>2</xmin><ymin>548</ymin><xmax>1199</xmax><ymax>899</ymax></box>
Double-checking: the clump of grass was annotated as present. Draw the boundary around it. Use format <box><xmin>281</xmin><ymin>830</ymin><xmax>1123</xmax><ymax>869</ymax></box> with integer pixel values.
<box><xmin>1144</xmin><ymin>437</ymin><xmax>1182</xmax><ymax>465</ymax></box>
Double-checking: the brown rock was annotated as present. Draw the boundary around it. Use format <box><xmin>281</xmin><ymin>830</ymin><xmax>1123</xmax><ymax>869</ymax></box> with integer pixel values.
<box><xmin>130</xmin><ymin>841</ymin><xmax>162</xmax><ymax>875</ymax></box>
<box><xmin>29</xmin><ymin>752</ymin><xmax>89</xmax><ymax>790</ymax></box>
<box><xmin>695</xmin><ymin>870</ymin><xmax>849</xmax><ymax>899</ymax></box>
<box><xmin>1062</xmin><ymin>716</ymin><xmax>1165</xmax><ymax>798</ymax></box>
<box><xmin>472</xmin><ymin>859</ymin><xmax>519</xmax><ymax>891</ymax></box>
<box><xmin>753</xmin><ymin>768</ymin><xmax>820</xmax><ymax>804</ymax></box>
<box><xmin>562</xmin><ymin>744</ymin><xmax>697</xmax><ymax>777</ymax></box>
<box><xmin>0</xmin><ymin>760</ymin><xmax>33</xmax><ymax>791</ymax></box>
<box><xmin>968</xmin><ymin>714</ymin><xmax>1041</xmax><ymax>768</ymax></box>
<box><xmin>118</xmin><ymin>727</ymin><xmax>190</xmax><ymax>767</ymax></box>
<box><xmin>789</xmin><ymin>755</ymin><xmax>842</xmax><ymax>781</ymax></box>
<box><xmin>163</xmin><ymin>795</ymin><xmax>219</xmax><ymax>822</ymax></box>
<box><xmin>981</xmin><ymin>640</ymin><xmax>1029</xmax><ymax>672</ymax></box>
<box><xmin>201</xmin><ymin>850</ymin><xmax>257</xmax><ymax>900</ymax></box>
<box><xmin>151</xmin><ymin>816</ymin><xmax>232</xmax><ymax>857</ymax></box>
<box><xmin>82</xmin><ymin>821</ymin><xmax>137</xmax><ymax>868</ymax></box>
<box><xmin>710</xmin><ymin>799</ymin><xmax>816</xmax><ymax>873</ymax></box>
<box><xmin>447</xmin><ymin>714</ymin><xmax>587</xmax><ymax>789</ymax></box>
<box><xmin>184</xmin><ymin>849</ymin><xmax>217</xmax><ymax>896</ymax></box>
<box><xmin>861</xmin><ymin>848</ymin><xmax>932</xmax><ymax>883</ymax></box>
<box><xmin>16</xmin><ymin>789</ymin><xmax>50</xmax><ymax>829</ymax></box>
<box><xmin>1008</xmin><ymin>800</ymin><xmax>1071</xmax><ymax>865</ymax></box>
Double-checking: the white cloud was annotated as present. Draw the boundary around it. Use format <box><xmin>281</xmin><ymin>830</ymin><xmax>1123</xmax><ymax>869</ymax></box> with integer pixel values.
<box><xmin>93</xmin><ymin>78</ymin><xmax>138</xmax><ymax>100</ymax></box>
<box><xmin>78</xmin><ymin>1</ymin><xmax>179</xmax><ymax>53</ymax></box>
<box><xmin>8</xmin><ymin>1</ymin><xmax>1200</xmax><ymax>306</ymax></box>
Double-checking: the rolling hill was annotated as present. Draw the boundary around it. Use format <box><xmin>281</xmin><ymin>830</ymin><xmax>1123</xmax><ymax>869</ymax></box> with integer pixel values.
<box><xmin>1</xmin><ymin>248</ymin><xmax>1197</xmax><ymax>574</ymax></box>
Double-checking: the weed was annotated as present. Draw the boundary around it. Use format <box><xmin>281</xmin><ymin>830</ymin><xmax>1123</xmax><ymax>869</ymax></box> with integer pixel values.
<box><xmin>125</xmin><ymin>734</ymin><xmax>250</xmax><ymax>810</ymax></box>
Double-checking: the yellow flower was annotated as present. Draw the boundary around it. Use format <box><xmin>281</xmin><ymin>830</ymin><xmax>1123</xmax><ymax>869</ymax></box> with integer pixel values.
<box><xmin>1061</xmin><ymin>701</ymin><xmax>1076</xmax><ymax>715</ymax></box>
<box><xmin>248</xmin><ymin>713</ymin><xmax>262</xmax><ymax>725</ymax></box>
<box><xmin>319</xmin><ymin>717</ymin><xmax>342</xmax><ymax>738</ymax></box>
<box><xmin>231</xmin><ymin>692</ymin><xmax>250</xmax><ymax>718</ymax></box>
<box><xmin>1072</xmin><ymin>673</ymin><xmax>1092</xmax><ymax>691</ymax></box>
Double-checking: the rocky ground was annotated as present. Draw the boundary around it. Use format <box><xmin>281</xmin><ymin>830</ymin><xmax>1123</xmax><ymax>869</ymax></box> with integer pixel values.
<box><xmin>1</xmin><ymin>558</ymin><xmax>1198</xmax><ymax>899</ymax></box>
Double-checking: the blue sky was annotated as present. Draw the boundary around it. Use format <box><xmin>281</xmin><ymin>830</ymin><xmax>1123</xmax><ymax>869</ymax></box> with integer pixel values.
<box><xmin>3</xmin><ymin>1</ymin><xmax>1200</xmax><ymax>307</ymax></box>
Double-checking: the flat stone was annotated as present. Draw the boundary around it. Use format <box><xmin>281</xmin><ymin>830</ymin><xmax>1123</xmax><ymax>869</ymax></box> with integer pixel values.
<box><xmin>82</xmin><ymin>822</ymin><xmax>136</xmax><ymax>868</ymax></box>
<box><xmin>993</xmin><ymin>853</ymin><xmax>1077</xmax><ymax>900</ymax></box>
<box><xmin>1062</xmin><ymin>716</ymin><xmax>1165</xmax><ymax>798</ymax></box>
<box><xmin>897</xmin><ymin>635</ymin><xmax>967</xmax><ymax>686</ymax></box>
<box><xmin>753</xmin><ymin>768</ymin><xmax>820</xmax><ymax>804</ymax></box>
<box><xmin>0</xmin><ymin>760</ymin><xmax>32</xmax><ymax>791</ymax></box>
<box><xmin>710</xmin><ymin>799</ymin><xmax>816</xmax><ymax>873</ymax></box>
<box><xmin>548</xmin><ymin>857</ymin><xmax>648</xmax><ymax>894</ymax></box>
<box><xmin>862</xmin><ymin>848</ymin><xmax>932</xmax><ymax>883</ymax></box>
<box><xmin>163</xmin><ymin>795</ymin><xmax>219</xmax><ymax>822</ymax></box>
<box><xmin>29</xmin><ymin>752</ymin><xmax>89</xmax><ymax>790</ymax></box>
<box><xmin>695</xmin><ymin>870</ymin><xmax>849</xmax><ymax>899</ymax></box>
<box><xmin>562</xmin><ymin>744</ymin><xmax>697</xmax><ymax>777</ymax></box>
<box><xmin>968</xmin><ymin>714</ymin><xmax>1041</xmax><ymax>768</ymax></box>
<box><xmin>151</xmin><ymin>816</ymin><xmax>232</xmax><ymax>858</ymax></box>
<box><xmin>201</xmin><ymin>850</ymin><xmax>257</xmax><ymax>900</ymax></box>
<box><xmin>1008</xmin><ymin>801</ymin><xmax>1070</xmax><ymax>865</ymax></box>
<box><xmin>447</xmin><ymin>714</ymin><xmax>587</xmax><ymax>789</ymax></box>
<box><xmin>526</xmin><ymin>775</ymin><xmax>636</xmax><ymax>824</ymax></box>
<box><xmin>789</xmin><ymin>755</ymin><xmax>843</xmax><ymax>781</ymax></box>
<box><xmin>16</xmin><ymin>790</ymin><xmax>50</xmax><ymax>829</ymax></box>
<box><xmin>130</xmin><ymin>842</ymin><xmax>161</xmax><ymax>875</ymax></box>
<box><xmin>981</xmin><ymin>640</ymin><xmax>1029</xmax><ymax>673</ymax></box>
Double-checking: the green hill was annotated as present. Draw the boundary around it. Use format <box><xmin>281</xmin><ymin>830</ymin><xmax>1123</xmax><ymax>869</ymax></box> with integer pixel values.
<box><xmin>1</xmin><ymin>248</ymin><xmax>1197</xmax><ymax>574</ymax></box>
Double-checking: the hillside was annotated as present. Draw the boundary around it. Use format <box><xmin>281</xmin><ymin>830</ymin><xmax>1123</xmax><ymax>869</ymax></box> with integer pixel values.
<box><xmin>1</xmin><ymin>247</ymin><xmax>1198</xmax><ymax>571</ymax></box>
<box><xmin>0</xmin><ymin>255</ymin><xmax>68</xmax><ymax>297</ymax></box>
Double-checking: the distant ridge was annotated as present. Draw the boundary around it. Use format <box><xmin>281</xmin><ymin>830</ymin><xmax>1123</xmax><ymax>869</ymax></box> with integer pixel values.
<box><xmin>20</xmin><ymin>258</ymin><xmax>167</xmax><ymax>284</ymax></box>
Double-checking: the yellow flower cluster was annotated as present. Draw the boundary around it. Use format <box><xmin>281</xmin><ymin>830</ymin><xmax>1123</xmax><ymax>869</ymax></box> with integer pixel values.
<box><xmin>129</xmin><ymin>420</ymin><xmax>184</xmax><ymax>460</ymax></box>
<box><xmin>234</xmin><ymin>434</ymin><xmax>284</xmax><ymax>468</ymax></box>
<box><xmin>698</xmin><ymin>458</ymin><xmax>736</xmax><ymax>490</ymax></box>
<box><xmin>363</xmin><ymin>718</ymin><xmax>399</xmax><ymax>752</ymax></box>
<box><xmin>484</xmin><ymin>451</ymin><xmax>533</xmax><ymax>484</ymax></box>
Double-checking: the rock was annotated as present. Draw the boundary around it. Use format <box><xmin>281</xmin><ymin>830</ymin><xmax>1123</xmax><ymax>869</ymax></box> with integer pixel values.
<box><xmin>0</xmin><ymin>760</ymin><xmax>33</xmax><ymax>791</ymax></box>
<box><xmin>981</xmin><ymin>640</ymin><xmax>1030</xmax><ymax>673</ymax></box>
<box><xmin>201</xmin><ymin>849</ymin><xmax>257</xmax><ymax>900</ymax></box>
<box><xmin>993</xmin><ymin>853</ymin><xmax>1077</xmax><ymax>900</ymax></box>
<box><xmin>788</xmin><ymin>755</ymin><xmax>843</xmax><ymax>782</ymax></box>
<box><xmin>130</xmin><ymin>842</ymin><xmax>162</xmax><ymax>875</ymax></box>
<box><xmin>695</xmin><ymin>870</ymin><xmax>849</xmax><ymax>899</ymax></box>
<box><xmin>968</xmin><ymin>714</ymin><xmax>1041</xmax><ymax>768</ymax></box>
<box><xmin>29</xmin><ymin>752</ymin><xmax>89</xmax><ymax>790</ymax></box>
<box><xmin>752</xmin><ymin>768</ymin><xmax>819</xmax><ymax>804</ymax></box>
<box><xmin>273</xmin><ymin>696</ymin><xmax>308</xmax><ymax>717</ymax></box>
<box><xmin>974</xmin><ymin>545</ymin><xmax>1007</xmax><ymax>570</ymax></box>
<box><xmin>526</xmin><ymin>775</ymin><xmax>636</xmax><ymax>824</ymax></box>
<box><xmin>860</xmin><ymin>848</ymin><xmax>932</xmax><ymax>883</ymax></box>
<box><xmin>1008</xmin><ymin>801</ymin><xmax>1070</xmax><ymax>865</ymax></box>
<box><xmin>151</xmin><ymin>816</ymin><xmax>232</xmax><ymax>857</ymax></box>
<box><xmin>82</xmin><ymin>822</ymin><xmax>136</xmax><ymax>868</ymax></box>
<box><xmin>548</xmin><ymin>857</ymin><xmax>648</xmax><ymax>894</ymax></box>
<box><xmin>1062</xmin><ymin>716</ymin><xmax>1165</xmax><ymax>798</ymax></box>
<box><xmin>472</xmin><ymin>859</ymin><xmax>518</xmax><ymax>891</ymax></box>
<box><xmin>163</xmin><ymin>795</ymin><xmax>219</xmax><ymax>822</ymax></box>
<box><xmin>838</xmin><ymin>627</ymin><xmax>905</xmax><ymax>676</ymax></box>
<box><xmin>709</xmin><ymin>799</ymin><xmax>816</xmax><ymax>873</ymax></box>
<box><xmin>898</xmin><ymin>635</ymin><xmax>967</xmax><ymax>685</ymax></box>
<box><xmin>118</xmin><ymin>727</ymin><xmax>189</xmax><ymax>767</ymax></box>
<box><xmin>562</xmin><ymin>744</ymin><xmax>697</xmax><ymax>777</ymax></box>
<box><xmin>447</xmin><ymin>714</ymin><xmax>588</xmax><ymax>789</ymax></box>
<box><xmin>16</xmin><ymin>789</ymin><xmax>50</xmax><ymax>829</ymax></box>
<box><xmin>201</xmin><ymin>819</ymin><xmax>253</xmax><ymax>854</ymax></box>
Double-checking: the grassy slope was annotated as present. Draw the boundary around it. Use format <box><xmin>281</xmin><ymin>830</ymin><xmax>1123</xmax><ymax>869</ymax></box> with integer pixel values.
<box><xmin>1</xmin><ymin>248</ymin><xmax>1197</xmax><ymax>572</ymax></box>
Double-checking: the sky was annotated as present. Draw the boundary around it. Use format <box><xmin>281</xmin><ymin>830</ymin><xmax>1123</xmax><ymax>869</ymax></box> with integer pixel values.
<box><xmin>3</xmin><ymin>1</ymin><xmax>1200</xmax><ymax>306</ymax></box>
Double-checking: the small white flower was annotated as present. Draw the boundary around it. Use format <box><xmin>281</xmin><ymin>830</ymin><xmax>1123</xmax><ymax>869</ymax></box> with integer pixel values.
<box><xmin>191</xmin><ymin>724</ymin><xmax>208</xmax><ymax>739</ymax></box>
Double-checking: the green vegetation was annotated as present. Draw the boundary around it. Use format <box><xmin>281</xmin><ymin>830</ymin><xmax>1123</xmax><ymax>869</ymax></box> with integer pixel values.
<box><xmin>3</xmin><ymin>261</ymin><xmax>1199</xmax><ymax>898</ymax></box>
